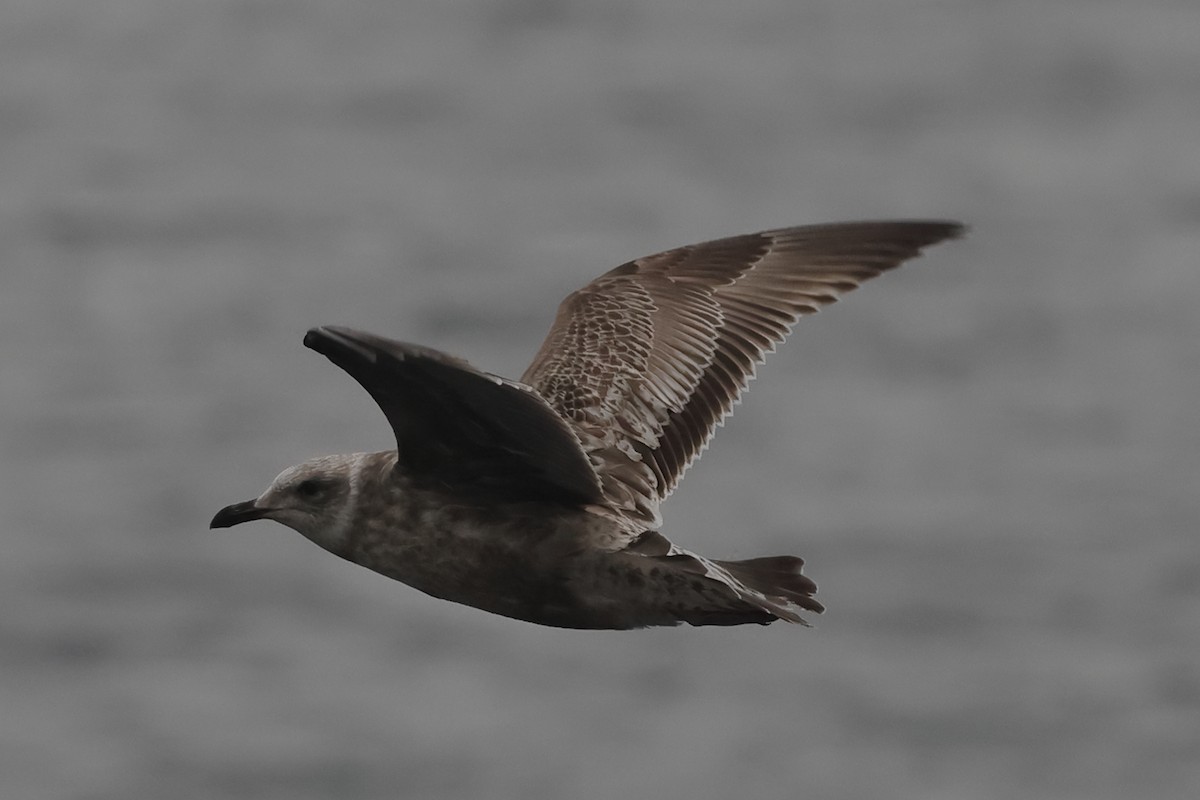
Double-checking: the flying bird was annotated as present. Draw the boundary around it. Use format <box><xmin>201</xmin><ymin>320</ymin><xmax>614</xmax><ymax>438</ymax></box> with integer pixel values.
<box><xmin>212</xmin><ymin>221</ymin><xmax>964</xmax><ymax>628</ymax></box>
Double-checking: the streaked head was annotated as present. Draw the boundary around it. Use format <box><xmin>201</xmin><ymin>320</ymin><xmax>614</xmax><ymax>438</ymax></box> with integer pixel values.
<box><xmin>210</xmin><ymin>453</ymin><xmax>366</xmax><ymax>552</ymax></box>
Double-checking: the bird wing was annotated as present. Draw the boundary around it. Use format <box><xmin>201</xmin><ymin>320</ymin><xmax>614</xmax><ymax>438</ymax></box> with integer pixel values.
<box><xmin>304</xmin><ymin>326</ymin><xmax>605</xmax><ymax>506</ymax></box>
<box><xmin>521</xmin><ymin>221</ymin><xmax>965</xmax><ymax>528</ymax></box>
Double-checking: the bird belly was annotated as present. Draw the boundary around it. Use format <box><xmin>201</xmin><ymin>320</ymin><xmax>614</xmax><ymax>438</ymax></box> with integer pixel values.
<box><xmin>340</xmin><ymin>501</ymin><xmax>614</xmax><ymax>627</ymax></box>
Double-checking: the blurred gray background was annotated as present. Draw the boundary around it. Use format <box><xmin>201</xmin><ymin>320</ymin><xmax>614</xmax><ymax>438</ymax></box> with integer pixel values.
<box><xmin>3</xmin><ymin>1</ymin><xmax>1198</xmax><ymax>798</ymax></box>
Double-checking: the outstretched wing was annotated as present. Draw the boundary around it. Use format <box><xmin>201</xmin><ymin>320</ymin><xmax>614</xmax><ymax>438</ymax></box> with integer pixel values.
<box><xmin>305</xmin><ymin>326</ymin><xmax>604</xmax><ymax>506</ymax></box>
<box><xmin>521</xmin><ymin>221</ymin><xmax>965</xmax><ymax>527</ymax></box>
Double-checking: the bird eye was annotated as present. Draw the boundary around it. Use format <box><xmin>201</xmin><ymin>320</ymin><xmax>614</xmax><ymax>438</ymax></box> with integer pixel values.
<box><xmin>296</xmin><ymin>479</ymin><xmax>322</xmax><ymax>498</ymax></box>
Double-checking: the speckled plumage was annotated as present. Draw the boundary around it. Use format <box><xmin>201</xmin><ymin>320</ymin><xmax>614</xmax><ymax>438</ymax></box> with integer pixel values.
<box><xmin>212</xmin><ymin>221</ymin><xmax>964</xmax><ymax>629</ymax></box>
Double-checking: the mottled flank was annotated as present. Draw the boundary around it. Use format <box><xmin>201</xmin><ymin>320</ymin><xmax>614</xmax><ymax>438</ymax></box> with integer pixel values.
<box><xmin>212</xmin><ymin>221</ymin><xmax>963</xmax><ymax>628</ymax></box>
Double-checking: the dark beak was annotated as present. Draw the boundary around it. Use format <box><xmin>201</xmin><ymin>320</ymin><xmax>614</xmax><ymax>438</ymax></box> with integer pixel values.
<box><xmin>210</xmin><ymin>499</ymin><xmax>269</xmax><ymax>529</ymax></box>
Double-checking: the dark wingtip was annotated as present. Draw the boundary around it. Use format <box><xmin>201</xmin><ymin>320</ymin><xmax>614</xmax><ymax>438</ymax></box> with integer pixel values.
<box><xmin>894</xmin><ymin>219</ymin><xmax>968</xmax><ymax>248</ymax></box>
<box><xmin>304</xmin><ymin>325</ymin><xmax>349</xmax><ymax>352</ymax></box>
<box><xmin>302</xmin><ymin>327</ymin><xmax>326</xmax><ymax>350</ymax></box>
<box><xmin>887</xmin><ymin>219</ymin><xmax>968</xmax><ymax>261</ymax></box>
<box><xmin>868</xmin><ymin>219</ymin><xmax>968</xmax><ymax>246</ymax></box>
<box><xmin>304</xmin><ymin>326</ymin><xmax>379</xmax><ymax>363</ymax></box>
<box><xmin>940</xmin><ymin>220</ymin><xmax>969</xmax><ymax>241</ymax></box>
<box><xmin>304</xmin><ymin>326</ymin><xmax>476</xmax><ymax>371</ymax></box>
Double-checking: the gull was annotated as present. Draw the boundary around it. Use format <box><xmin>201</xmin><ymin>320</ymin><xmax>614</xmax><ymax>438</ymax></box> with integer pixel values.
<box><xmin>212</xmin><ymin>221</ymin><xmax>963</xmax><ymax>628</ymax></box>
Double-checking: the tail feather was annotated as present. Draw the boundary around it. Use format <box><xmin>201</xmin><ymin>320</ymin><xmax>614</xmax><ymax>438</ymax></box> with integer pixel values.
<box><xmin>643</xmin><ymin>551</ymin><xmax>824</xmax><ymax>627</ymax></box>
<box><xmin>715</xmin><ymin>555</ymin><xmax>825</xmax><ymax>623</ymax></box>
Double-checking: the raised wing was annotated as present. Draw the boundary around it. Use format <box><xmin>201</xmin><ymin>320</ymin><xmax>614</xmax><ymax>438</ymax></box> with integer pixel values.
<box><xmin>304</xmin><ymin>326</ymin><xmax>604</xmax><ymax>506</ymax></box>
<box><xmin>521</xmin><ymin>221</ymin><xmax>964</xmax><ymax>527</ymax></box>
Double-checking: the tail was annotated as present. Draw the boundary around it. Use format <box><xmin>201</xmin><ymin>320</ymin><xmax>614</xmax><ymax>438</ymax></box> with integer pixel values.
<box><xmin>639</xmin><ymin>551</ymin><xmax>825</xmax><ymax>628</ymax></box>
<box><xmin>714</xmin><ymin>555</ymin><xmax>825</xmax><ymax>625</ymax></box>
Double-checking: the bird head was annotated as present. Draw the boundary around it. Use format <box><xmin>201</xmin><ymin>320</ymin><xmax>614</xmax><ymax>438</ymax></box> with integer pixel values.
<box><xmin>210</xmin><ymin>453</ymin><xmax>365</xmax><ymax>553</ymax></box>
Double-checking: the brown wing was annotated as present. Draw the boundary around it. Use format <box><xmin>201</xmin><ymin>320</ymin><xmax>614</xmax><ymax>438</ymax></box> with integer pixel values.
<box><xmin>521</xmin><ymin>221</ymin><xmax>965</xmax><ymax>527</ymax></box>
